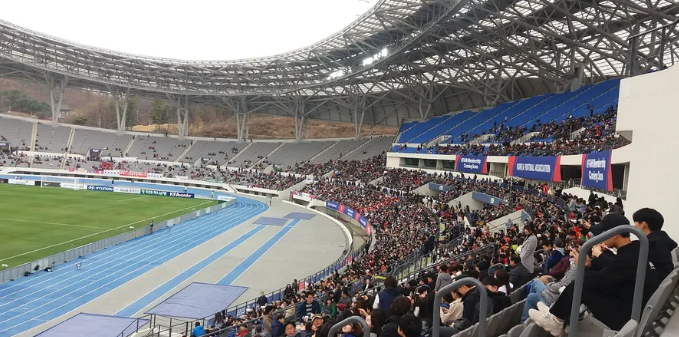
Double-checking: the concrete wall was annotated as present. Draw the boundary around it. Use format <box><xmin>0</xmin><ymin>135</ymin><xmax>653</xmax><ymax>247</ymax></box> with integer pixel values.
<box><xmin>617</xmin><ymin>65</ymin><xmax>679</xmax><ymax>240</ymax></box>
<box><xmin>487</xmin><ymin>210</ymin><xmax>530</xmax><ymax>233</ymax></box>
<box><xmin>450</xmin><ymin>191</ymin><xmax>485</xmax><ymax>211</ymax></box>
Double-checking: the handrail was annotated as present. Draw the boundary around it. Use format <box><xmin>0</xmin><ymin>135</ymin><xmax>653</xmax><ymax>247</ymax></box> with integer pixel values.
<box><xmin>328</xmin><ymin>316</ymin><xmax>370</xmax><ymax>337</ymax></box>
<box><xmin>432</xmin><ymin>277</ymin><xmax>488</xmax><ymax>337</ymax></box>
<box><xmin>568</xmin><ymin>226</ymin><xmax>648</xmax><ymax>337</ymax></box>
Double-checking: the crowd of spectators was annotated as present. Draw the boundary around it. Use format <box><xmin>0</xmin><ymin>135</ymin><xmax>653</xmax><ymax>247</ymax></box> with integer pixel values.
<box><xmin>291</xmin><ymin>154</ymin><xmax>386</xmax><ymax>183</ymax></box>
<box><xmin>397</xmin><ymin>105</ymin><xmax>629</xmax><ymax>157</ymax></box>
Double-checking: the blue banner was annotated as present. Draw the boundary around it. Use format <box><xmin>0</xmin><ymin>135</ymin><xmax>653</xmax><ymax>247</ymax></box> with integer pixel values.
<box><xmin>428</xmin><ymin>182</ymin><xmax>452</xmax><ymax>192</ymax></box>
<box><xmin>471</xmin><ymin>191</ymin><xmax>507</xmax><ymax>207</ymax></box>
<box><xmin>508</xmin><ymin>156</ymin><xmax>562</xmax><ymax>182</ymax></box>
<box><xmin>455</xmin><ymin>155</ymin><xmax>488</xmax><ymax>174</ymax></box>
<box><xmin>168</xmin><ymin>192</ymin><xmax>195</xmax><ymax>199</ymax></box>
<box><xmin>581</xmin><ymin>151</ymin><xmax>613</xmax><ymax>191</ymax></box>
<box><xmin>87</xmin><ymin>185</ymin><xmax>113</xmax><ymax>192</ymax></box>
<box><xmin>325</xmin><ymin>201</ymin><xmax>339</xmax><ymax>210</ymax></box>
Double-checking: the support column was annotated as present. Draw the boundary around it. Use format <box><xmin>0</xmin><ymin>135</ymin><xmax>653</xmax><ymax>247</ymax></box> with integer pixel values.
<box><xmin>350</xmin><ymin>92</ymin><xmax>366</xmax><ymax>140</ymax></box>
<box><xmin>236</xmin><ymin>112</ymin><xmax>250</xmax><ymax>143</ymax></box>
<box><xmin>168</xmin><ymin>95</ymin><xmax>190</xmax><ymax>139</ymax></box>
<box><xmin>45</xmin><ymin>75</ymin><xmax>68</xmax><ymax>126</ymax></box>
<box><xmin>293</xmin><ymin>99</ymin><xmax>306</xmax><ymax>142</ymax></box>
<box><xmin>109</xmin><ymin>87</ymin><xmax>130</xmax><ymax>135</ymax></box>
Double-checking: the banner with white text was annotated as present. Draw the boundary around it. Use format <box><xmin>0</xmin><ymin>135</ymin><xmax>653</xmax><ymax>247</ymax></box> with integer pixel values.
<box><xmin>581</xmin><ymin>151</ymin><xmax>613</xmax><ymax>191</ymax></box>
<box><xmin>507</xmin><ymin>156</ymin><xmax>562</xmax><ymax>182</ymax></box>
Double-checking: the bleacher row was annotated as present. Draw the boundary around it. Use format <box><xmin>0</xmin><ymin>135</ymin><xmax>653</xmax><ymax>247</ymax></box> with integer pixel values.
<box><xmin>0</xmin><ymin>116</ymin><xmax>393</xmax><ymax>172</ymax></box>
<box><xmin>396</xmin><ymin>79</ymin><xmax>620</xmax><ymax>146</ymax></box>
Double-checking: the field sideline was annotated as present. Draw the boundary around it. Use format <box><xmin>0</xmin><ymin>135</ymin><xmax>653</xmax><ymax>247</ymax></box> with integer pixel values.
<box><xmin>0</xmin><ymin>184</ymin><xmax>218</xmax><ymax>268</ymax></box>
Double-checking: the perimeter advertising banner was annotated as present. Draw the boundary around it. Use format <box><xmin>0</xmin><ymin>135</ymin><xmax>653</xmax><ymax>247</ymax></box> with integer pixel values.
<box><xmin>507</xmin><ymin>156</ymin><xmax>562</xmax><ymax>182</ymax></box>
<box><xmin>581</xmin><ymin>150</ymin><xmax>613</xmax><ymax>191</ymax></box>
<box><xmin>325</xmin><ymin>200</ymin><xmax>372</xmax><ymax>235</ymax></box>
<box><xmin>455</xmin><ymin>155</ymin><xmax>488</xmax><ymax>174</ymax></box>
<box><xmin>87</xmin><ymin>185</ymin><xmax>113</xmax><ymax>192</ymax></box>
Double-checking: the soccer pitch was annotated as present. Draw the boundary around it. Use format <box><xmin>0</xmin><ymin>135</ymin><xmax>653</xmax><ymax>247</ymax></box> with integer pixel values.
<box><xmin>0</xmin><ymin>184</ymin><xmax>218</xmax><ymax>268</ymax></box>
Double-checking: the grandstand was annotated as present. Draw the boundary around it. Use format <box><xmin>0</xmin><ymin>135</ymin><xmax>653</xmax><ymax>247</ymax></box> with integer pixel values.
<box><xmin>0</xmin><ymin>1</ymin><xmax>678</xmax><ymax>337</ymax></box>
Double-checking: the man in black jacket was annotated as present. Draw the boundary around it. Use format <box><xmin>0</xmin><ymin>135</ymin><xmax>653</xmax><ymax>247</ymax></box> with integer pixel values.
<box><xmin>508</xmin><ymin>256</ymin><xmax>532</xmax><ymax>287</ymax></box>
<box><xmin>633</xmin><ymin>208</ymin><xmax>677</xmax><ymax>282</ymax></box>
<box><xmin>529</xmin><ymin>216</ymin><xmax>659</xmax><ymax>335</ymax></box>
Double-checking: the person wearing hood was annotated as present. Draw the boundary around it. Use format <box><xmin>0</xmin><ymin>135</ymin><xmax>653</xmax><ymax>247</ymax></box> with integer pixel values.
<box><xmin>544</xmin><ymin>239</ymin><xmax>565</xmax><ymax>272</ymax></box>
<box><xmin>435</xmin><ymin>264</ymin><xmax>453</xmax><ymax>291</ymax></box>
<box><xmin>633</xmin><ymin>208</ymin><xmax>677</xmax><ymax>282</ymax></box>
<box><xmin>373</xmin><ymin>276</ymin><xmax>402</xmax><ymax>313</ymax></box>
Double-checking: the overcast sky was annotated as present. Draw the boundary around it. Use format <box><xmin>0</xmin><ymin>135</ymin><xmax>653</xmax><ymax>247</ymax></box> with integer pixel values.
<box><xmin>1</xmin><ymin>0</ymin><xmax>378</xmax><ymax>60</ymax></box>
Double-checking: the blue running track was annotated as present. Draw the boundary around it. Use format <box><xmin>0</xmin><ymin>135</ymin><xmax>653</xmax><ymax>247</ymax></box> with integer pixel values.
<box><xmin>0</xmin><ymin>196</ymin><xmax>267</xmax><ymax>337</ymax></box>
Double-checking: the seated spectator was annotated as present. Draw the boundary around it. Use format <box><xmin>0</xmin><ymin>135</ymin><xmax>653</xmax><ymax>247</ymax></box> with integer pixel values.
<box><xmin>297</xmin><ymin>292</ymin><xmax>321</xmax><ymax>318</ymax></box>
<box><xmin>529</xmin><ymin>216</ymin><xmax>659</xmax><ymax>334</ymax></box>
<box><xmin>482</xmin><ymin>277</ymin><xmax>511</xmax><ymax>313</ymax></box>
<box><xmin>381</xmin><ymin>297</ymin><xmax>411</xmax><ymax>337</ymax></box>
<box><xmin>192</xmin><ymin>322</ymin><xmax>205</xmax><ymax>337</ymax></box>
<box><xmin>633</xmin><ymin>208</ymin><xmax>677</xmax><ymax>282</ymax></box>
<box><xmin>494</xmin><ymin>269</ymin><xmax>512</xmax><ymax>295</ymax></box>
<box><xmin>544</xmin><ymin>239</ymin><xmax>565</xmax><ymax>272</ymax></box>
<box><xmin>398</xmin><ymin>314</ymin><xmax>422</xmax><ymax>337</ymax></box>
<box><xmin>440</xmin><ymin>291</ymin><xmax>464</xmax><ymax>325</ymax></box>
<box><xmin>272</xmin><ymin>314</ymin><xmax>285</xmax><ymax>337</ymax></box>
<box><xmin>508</xmin><ymin>256</ymin><xmax>532</xmax><ymax>288</ymax></box>
<box><xmin>521</xmin><ymin>240</ymin><xmax>581</xmax><ymax>323</ymax></box>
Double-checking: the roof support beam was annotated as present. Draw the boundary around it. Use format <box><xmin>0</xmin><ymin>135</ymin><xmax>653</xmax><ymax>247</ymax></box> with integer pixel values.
<box><xmin>44</xmin><ymin>74</ymin><xmax>68</xmax><ymax>126</ymax></box>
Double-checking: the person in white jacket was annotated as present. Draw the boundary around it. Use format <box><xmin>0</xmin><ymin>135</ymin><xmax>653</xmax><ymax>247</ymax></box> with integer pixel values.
<box><xmin>519</xmin><ymin>223</ymin><xmax>538</xmax><ymax>273</ymax></box>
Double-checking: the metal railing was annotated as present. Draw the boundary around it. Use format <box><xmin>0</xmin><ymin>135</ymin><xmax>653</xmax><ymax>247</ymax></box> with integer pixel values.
<box><xmin>0</xmin><ymin>199</ymin><xmax>235</xmax><ymax>285</ymax></box>
<box><xmin>568</xmin><ymin>226</ymin><xmax>649</xmax><ymax>337</ymax></box>
<box><xmin>433</xmin><ymin>278</ymin><xmax>488</xmax><ymax>337</ymax></box>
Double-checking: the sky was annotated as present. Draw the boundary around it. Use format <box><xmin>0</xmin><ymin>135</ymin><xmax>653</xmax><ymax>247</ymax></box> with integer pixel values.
<box><xmin>1</xmin><ymin>0</ymin><xmax>379</xmax><ymax>61</ymax></box>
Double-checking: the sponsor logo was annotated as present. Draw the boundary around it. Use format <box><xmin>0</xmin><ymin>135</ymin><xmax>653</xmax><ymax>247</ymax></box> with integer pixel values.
<box><xmin>326</xmin><ymin>201</ymin><xmax>340</xmax><ymax>210</ymax></box>
<box><xmin>60</xmin><ymin>183</ymin><xmax>85</xmax><ymax>190</ymax></box>
<box><xmin>217</xmin><ymin>195</ymin><xmax>235</xmax><ymax>202</ymax></box>
<box><xmin>87</xmin><ymin>185</ymin><xmax>113</xmax><ymax>192</ymax></box>
<box><xmin>120</xmin><ymin>171</ymin><xmax>148</xmax><ymax>178</ymax></box>
<box><xmin>168</xmin><ymin>192</ymin><xmax>194</xmax><ymax>198</ymax></box>
<box><xmin>141</xmin><ymin>189</ymin><xmax>168</xmax><ymax>196</ymax></box>
<box><xmin>114</xmin><ymin>187</ymin><xmax>141</xmax><ymax>194</ymax></box>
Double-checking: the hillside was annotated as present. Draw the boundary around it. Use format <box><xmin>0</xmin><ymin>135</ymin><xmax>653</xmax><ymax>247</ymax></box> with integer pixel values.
<box><xmin>0</xmin><ymin>78</ymin><xmax>397</xmax><ymax>139</ymax></box>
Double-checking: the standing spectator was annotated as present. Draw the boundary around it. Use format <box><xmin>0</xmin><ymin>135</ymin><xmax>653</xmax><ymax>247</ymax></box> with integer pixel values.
<box><xmin>373</xmin><ymin>276</ymin><xmax>402</xmax><ymax>313</ymax></box>
<box><xmin>258</xmin><ymin>292</ymin><xmax>269</xmax><ymax>307</ymax></box>
<box><xmin>435</xmin><ymin>264</ymin><xmax>453</xmax><ymax>291</ymax></box>
<box><xmin>519</xmin><ymin>224</ymin><xmax>538</xmax><ymax>273</ymax></box>
<box><xmin>633</xmin><ymin>208</ymin><xmax>677</xmax><ymax>282</ymax></box>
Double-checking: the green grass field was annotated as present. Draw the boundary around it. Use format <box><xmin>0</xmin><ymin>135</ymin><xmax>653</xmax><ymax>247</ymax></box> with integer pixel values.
<box><xmin>0</xmin><ymin>184</ymin><xmax>218</xmax><ymax>268</ymax></box>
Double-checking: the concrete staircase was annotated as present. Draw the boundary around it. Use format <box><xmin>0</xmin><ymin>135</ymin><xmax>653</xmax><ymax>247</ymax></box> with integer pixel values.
<box><xmin>123</xmin><ymin>137</ymin><xmax>135</xmax><ymax>157</ymax></box>
<box><xmin>175</xmin><ymin>141</ymin><xmax>194</xmax><ymax>162</ymax></box>
<box><xmin>60</xmin><ymin>127</ymin><xmax>75</xmax><ymax>169</ymax></box>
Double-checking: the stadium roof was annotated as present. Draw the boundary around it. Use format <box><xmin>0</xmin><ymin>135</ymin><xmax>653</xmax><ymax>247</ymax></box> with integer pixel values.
<box><xmin>0</xmin><ymin>0</ymin><xmax>678</xmax><ymax>129</ymax></box>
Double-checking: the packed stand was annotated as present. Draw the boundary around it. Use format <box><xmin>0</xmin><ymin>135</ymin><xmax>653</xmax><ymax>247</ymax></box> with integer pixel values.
<box><xmin>292</xmin><ymin>154</ymin><xmax>386</xmax><ymax>183</ymax></box>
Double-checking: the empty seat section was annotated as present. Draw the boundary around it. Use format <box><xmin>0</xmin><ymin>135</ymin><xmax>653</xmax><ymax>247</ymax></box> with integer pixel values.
<box><xmin>344</xmin><ymin>136</ymin><xmax>393</xmax><ymax>160</ymax></box>
<box><xmin>70</xmin><ymin>129</ymin><xmax>119</xmax><ymax>155</ymax></box>
<box><xmin>227</xmin><ymin>142</ymin><xmax>280</xmax><ymax>168</ymax></box>
<box><xmin>180</xmin><ymin>140</ymin><xmax>246</xmax><ymax>164</ymax></box>
<box><xmin>410</xmin><ymin>112</ymin><xmax>475</xmax><ymax>144</ymax></box>
<box><xmin>399</xmin><ymin>121</ymin><xmax>417</xmax><ymax>132</ymax></box>
<box><xmin>312</xmin><ymin>139</ymin><xmax>368</xmax><ymax>163</ymax></box>
<box><xmin>35</xmin><ymin>124</ymin><xmax>70</xmax><ymax>152</ymax></box>
<box><xmin>267</xmin><ymin>141</ymin><xmax>335</xmax><ymax>168</ymax></box>
<box><xmin>102</xmin><ymin>135</ymin><xmax>132</xmax><ymax>157</ymax></box>
<box><xmin>0</xmin><ymin>117</ymin><xmax>33</xmax><ymax>150</ymax></box>
<box><xmin>397</xmin><ymin>115</ymin><xmax>451</xmax><ymax>143</ymax></box>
